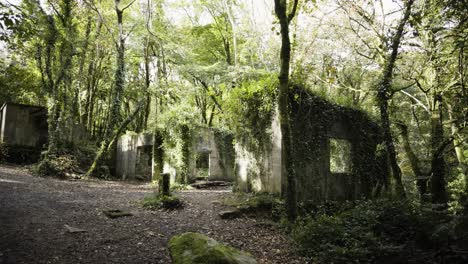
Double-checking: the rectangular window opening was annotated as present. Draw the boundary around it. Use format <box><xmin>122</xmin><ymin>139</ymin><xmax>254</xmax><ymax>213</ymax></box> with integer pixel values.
<box><xmin>330</xmin><ymin>138</ymin><xmax>352</xmax><ymax>173</ymax></box>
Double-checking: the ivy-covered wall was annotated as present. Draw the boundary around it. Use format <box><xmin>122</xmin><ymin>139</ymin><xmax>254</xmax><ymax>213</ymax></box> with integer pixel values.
<box><xmin>290</xmin><ymin>86</ymin><xmax>383</xmax><ymax>201</ymax></box>
<box><xmin>234</xmin><ymin>85</ymin><xmax>385</xmax><ymax>202</ymax></box>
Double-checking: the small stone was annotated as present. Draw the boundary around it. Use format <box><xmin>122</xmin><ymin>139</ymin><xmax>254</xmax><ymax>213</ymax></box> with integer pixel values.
<box><xmin>64</xmin><ymin>224</ymin><xmax>86</xmax><ymax>233</ymax></box>
<box><xmin>219</xmin><ymin>210</ymin><xmax>242</xmax><ymax>219</ymax></box>
<box><xmin>102</xmin><ymin>209</ymin><xmax>133</xmax><ymax>219</ymax></box>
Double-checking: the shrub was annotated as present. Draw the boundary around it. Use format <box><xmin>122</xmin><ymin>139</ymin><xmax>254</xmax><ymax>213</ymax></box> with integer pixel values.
<box><xmin>34</xmin><ymin>154</ymin><xmax>77</xmax><ymax>178</ymax></box>
<box><xmin>292</xmin><ymin>199</ymin><xmax>453</xmax><ymax>263</ymax></box>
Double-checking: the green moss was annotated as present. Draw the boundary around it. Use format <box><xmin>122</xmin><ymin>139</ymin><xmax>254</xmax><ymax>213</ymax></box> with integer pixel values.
<box><xmin>142</xmin><ymin>195</ymin><xmax>183</xmax><ymax>210</ymax></box>
<box><xmin>169</xmin><ymin>232</ymin><xmax>257</xmax><ymax>264</ymax></box>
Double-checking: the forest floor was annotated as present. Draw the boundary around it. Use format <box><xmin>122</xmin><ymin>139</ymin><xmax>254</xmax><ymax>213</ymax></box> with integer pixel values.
<box><xmin>0</xmin><ymin>164</ymin><xmax>306</xmax><ymax>264</ymax></box>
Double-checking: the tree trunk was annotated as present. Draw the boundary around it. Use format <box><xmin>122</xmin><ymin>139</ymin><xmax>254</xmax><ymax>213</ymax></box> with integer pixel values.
<box><xmin>274</xmin><ymin>0</ymin><xmax>299</xmax><ymax>222</ymax></box>
<box><xmin>430</xmin><ymin>94</ymin><xmax>448</xmax><ymax>206</ymax></box>
<box><xmin>86</xmin><ymin>99</ymin><xmax>145</xmax><ymax>177</ymax></box>
<box><xmin>376</xmin><ymin>0</ymin><xmax>414</xmax><ymax>197</ymax></box>
<box><xmin>107</xmin><ymin>1</ymin><xmax>127</xmax><ymax>135</ymax></box>
<box><xmin>151</xmin><ymin>130</ymin><xmax>164</xmax><ymax>181</ymax></box>
<box><xmin>397</xmin><ymin>123</ymin><xmax>428</xmax><ymax>200</ymax></box>
<box><xmin>180</xmin><ymin>125</ymin><xmax>191</xmax><ymax>184</ymax></box>
<box><xmin>143</xmin><ymin>38</ymin><xmax>151</xmax><ymax>131</ymax></box>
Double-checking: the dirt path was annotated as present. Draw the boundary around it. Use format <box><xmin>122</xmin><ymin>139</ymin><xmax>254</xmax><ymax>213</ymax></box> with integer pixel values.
<box><xmin>0</xmin><ymin>165</ymin><xmax>306</xmax><ymax>264</ymax></box>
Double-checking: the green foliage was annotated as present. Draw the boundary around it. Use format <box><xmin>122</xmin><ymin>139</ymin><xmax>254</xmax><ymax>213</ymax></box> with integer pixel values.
<box><xmin>224</xmin><ymin>75</ymin><xmax>278</xmax><ymax>153</ymax></box>
<box><xmin>170</xmin><ymin>183</ymin><xmax>193</xmax><ymax>191</ymax></box>
<box><xmin>34</xmin><ymin>142</ymin><xmax>97</xmax><ymax>178</ymax></box>
<box><xmin>35</xmin><ymin>154</ymin><xmax>76</xmax><ymax>178</ymax></box>
<box><xmin>0</xmin><ymin>59</ymin><xmax>41</xmax><ymax>105</ymax></box>
<box><xmin>142</xmin><ymin>194</ymin><xmax>183</xmax><ymax>210</ymax></box>
<box><xmin>292</xmin><ymin>199</ymin><xmax>463</xmax><ymax>263</ymax></box>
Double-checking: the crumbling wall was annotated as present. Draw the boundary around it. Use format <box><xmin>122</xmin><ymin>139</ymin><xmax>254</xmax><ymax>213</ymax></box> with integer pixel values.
<box><xmin>116</xmin><ymin>132</ymin><xmax>153</xmax><ymax>180</ymax></box>
<box><xmin>189</xmin><ymin>128</ymin><xmax>235</xmax><ymax>182</ymax></box>
<box><xmin>290</xmin><ymin>86</ymin><xmax>382</xmax><ymax>201</ymax></box>
<box><xmin>234</xmin><ymin>85</ymin><xmax>384</xmax><ymax>202</ymax></box>
<box><xmin>235</xmin><ymin>110</ymin><xmax>282</xmax><ymax>193</ymax></box>
<box><xmin>0</xmin><ymin>103</ymin><xmax>48</xmax><ymax>147</ymax></box>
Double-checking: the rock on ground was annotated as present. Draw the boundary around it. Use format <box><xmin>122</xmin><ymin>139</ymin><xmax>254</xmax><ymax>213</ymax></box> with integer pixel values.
<box><xmin>169</xmin><ymin>232</ymin><xmax>257</xmax><ymax>264</ymax></box>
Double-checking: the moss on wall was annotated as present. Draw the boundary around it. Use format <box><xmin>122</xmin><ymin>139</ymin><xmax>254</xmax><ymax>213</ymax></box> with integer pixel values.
<box><xmin>289</xmin><ymin>85</ymin><xmax>384</xmax><ymax>201</ymax></box>
<box><xmin>233</xmin><ymin>83</ymin><xmax>386</xmax><ymax>202</ymax></box>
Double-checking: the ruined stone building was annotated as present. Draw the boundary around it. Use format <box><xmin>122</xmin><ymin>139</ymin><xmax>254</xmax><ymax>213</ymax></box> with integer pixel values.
<box><xmin>235</xmin><ymin>86</ymin><xmax>385</xmax><ymax>202</ymax></box>
<box><xmin>188</xmin><ymin>128</ymin><xmax>235</xmax><ymax>182</ymax></box>
<box><xmin>115</xmin><ymin>128</ymin><xmax>235</xmax><ymax>182</ymax></box>
<box><xmin>0</xmin><ymin>103</ymin><xmax>48</xmax><ymax>148</ymax></box>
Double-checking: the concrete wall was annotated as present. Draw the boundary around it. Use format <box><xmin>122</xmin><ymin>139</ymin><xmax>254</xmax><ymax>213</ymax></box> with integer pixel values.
<box><xmin>189</xmin><ymin>128</ymin><xmax>235</xmax><ymax>182</ymax></box>
<box><xmin>235</xmin><ymin>110</ymin><xmax>282</xmax><ymax>194</ymax></box>
<box><xmin>116</xmin><ymin>130</ymin><xmax>235</xmax><ymax>182</ymax></box>
<box><xmin>0</xmin><ymin>103</ymin><xmax>48</xmax><ymax>148</ymax></box>
<box><xmin>116</xmin><ymin>133</ymin><xmax>153</xmax><ymax>180</ymax></box>
<box><xmin>234</xmin><ymin>87</ymin><xmax>383</xmax><ymax>202</ymax></box>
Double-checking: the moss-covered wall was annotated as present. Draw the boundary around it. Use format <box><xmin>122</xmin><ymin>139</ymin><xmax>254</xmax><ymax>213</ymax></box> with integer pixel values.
<box><xmin>234</xmin><ymin>85</ymin><xmax>385</xmax><ymax>202</ymax></box>
<box><xmin>290</xmin><ymin>86</ymin><xmax>383</xmax><ymax>201</ymax></box>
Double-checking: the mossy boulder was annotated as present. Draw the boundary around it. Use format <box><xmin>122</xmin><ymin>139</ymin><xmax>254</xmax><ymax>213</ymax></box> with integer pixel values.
<box><xmin>169</xmin><ymin>232</ymin><xmax>257</xmax><ymax>264</ymax></box>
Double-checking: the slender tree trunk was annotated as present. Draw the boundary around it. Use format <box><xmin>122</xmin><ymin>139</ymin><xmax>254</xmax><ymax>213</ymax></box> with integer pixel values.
<box><xmin>107</xmin><ymin>0</ymin><xmax>128</xmax><ymax>135</ymax></box>
<box><xmin>85</xmin><ymin>18</ymin><xmax>102</xmax><ymax>131</ymax></box>
<box><xmin>430</xmin><ymin>94</ymin><xmax>448</xmax><ymax>205</ymax></box>
<box><xmin>376</xmin><ymin>0</ymin><xmax>414</xmax><ymax>197</ymax></box>
<box><xmin>223</xmin><ymin>0</ymin><xmax>237</xmax><ymax>66</ymax></box>
<box><xmin>143</xmin><ymin>38</ymin><xmax>151</xmax><ymax>131</ymax></box>
<box><xmin>274</xmin><ymin>0</ymin><xmax>299</xmax><ymax>222</ymax></box>
<box><xmin>151</xmin><ymin>130</ymin><xmax>164</xmax><ymax>181</ymax></box>
<box><xmin>180</xmin><ymin>125</ymin><xmax>191</xmax><ymax>184</ymax></box>
<box><xmin>77</xmin><ymin>15</ymin><xmax>92</xmax><ymax>125</ymax></box>
<box><xmin>397</xmin><ymin>123</ymin><xmax>428</xmax><ymax>200</ymax></box>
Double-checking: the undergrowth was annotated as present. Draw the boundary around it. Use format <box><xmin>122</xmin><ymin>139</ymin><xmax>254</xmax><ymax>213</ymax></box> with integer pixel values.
<box><xmin>292</xmin><ymin>199</ymin><xmax>468</xmax><ymax>263</ymax></box>
<box><xmin>34</xmin><ymin>142</ymin><xmax>98</xmax><ymax>178</ymax></box>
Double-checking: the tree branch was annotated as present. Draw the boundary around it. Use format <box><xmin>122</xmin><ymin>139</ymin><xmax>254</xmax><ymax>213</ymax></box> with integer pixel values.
<box><xmin>287</xmin><ymin>0</ymin><xmax>299</xmax><ymax>23</ymax></box>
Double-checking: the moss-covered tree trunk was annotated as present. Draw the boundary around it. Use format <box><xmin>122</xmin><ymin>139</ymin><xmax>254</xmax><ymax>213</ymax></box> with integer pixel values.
<box><xmin>108</xmin><ymin>1</ymin><xmax>126</xmax><ymax>132</ymax></box>
<box><xmin>430</xmin><ymin>94</ymin><xmax>448</xmax><ymax>206</ymax></box>
<box><xmin>397</xmin><ymin>123</ymin><xmax>428</xmax><ymax>200</ymax></box>
<box><xmin>87</xmin><ymin>0</ymin><xmax>136</xmax><ymax>176</ymax></box>
<box><xmin>274</xmin><ymin>0</ymin><xmax>299</xmax><ymax>222</ymax></box>
<box><xmin>180</xmin><ymin>125</ymin><xmax>191</xmax><ymax>184</ymax></box>
<box><xmin>151</xmin><ymin>130</ymin><xmax>164</xmax><ymax>181</ymax></box>
<box><xmin>376</xmin><ymin>0</ymin><xmax>414</xmax><ymax>197</ymax></box>
<box><xmin>33</xmin><ymin>0</ymin><xmax>75</xmax><ymax>156</ymax></box>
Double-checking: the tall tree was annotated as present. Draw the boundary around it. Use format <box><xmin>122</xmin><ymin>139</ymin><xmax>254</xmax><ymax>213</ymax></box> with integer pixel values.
<box><xmin>274</xmin><ymin>0</ymin><xmax>299</xmax><ymax>221</ymax></box>
<box><xmin>85</xmin><ymin>0</ymin><xmax>137</xmax><ymax>176</ymax></box>
<box><xmin>376</xmin><ymin>0</ymin><xmax>414</xmax><ymax>196</ymax></box>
